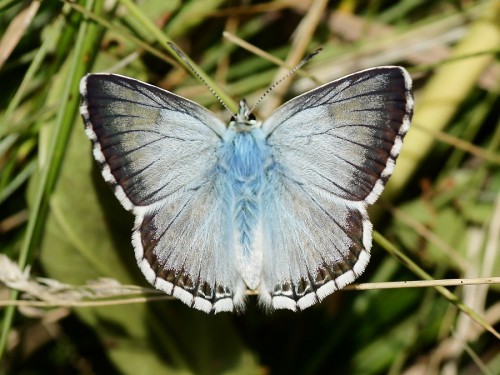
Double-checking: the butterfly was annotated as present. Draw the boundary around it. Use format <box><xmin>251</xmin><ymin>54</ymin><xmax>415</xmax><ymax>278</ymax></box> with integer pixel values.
<box><xmin>80</xmin><ymin>65</ymin><xmax>413</xmax><ymax>313</ymax></box>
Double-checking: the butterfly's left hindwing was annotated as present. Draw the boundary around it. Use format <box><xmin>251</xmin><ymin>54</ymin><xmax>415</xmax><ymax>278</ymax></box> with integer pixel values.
<box><xmin>80</xmin><ymin>74</ymin><xmax>246</xmax><ymax>313</ymax></box>
<box><xmin>259</xmin><ymin>67</ymin><xmax>413</xmax><ymax>310</ymax></box>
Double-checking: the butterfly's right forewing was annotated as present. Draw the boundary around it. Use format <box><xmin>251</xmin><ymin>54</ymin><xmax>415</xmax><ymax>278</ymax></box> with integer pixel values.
<box><xmin>81</xmin><ymin>74</ymin><xmax>245</xmax><ymax>313</ymax></box>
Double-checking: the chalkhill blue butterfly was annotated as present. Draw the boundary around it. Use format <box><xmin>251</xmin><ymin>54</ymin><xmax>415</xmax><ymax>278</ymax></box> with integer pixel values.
<box><xmin>80</xmin><ymin>52</ymin><xmax>413</xmax><ymax>313</ymax></box>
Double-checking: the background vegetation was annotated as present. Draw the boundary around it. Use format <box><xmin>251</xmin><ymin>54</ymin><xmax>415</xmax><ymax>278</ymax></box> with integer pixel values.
<box><xmin>0</xmin><ymin>0</ymin><xmax>499</xmax><ymax>374</ymax></box>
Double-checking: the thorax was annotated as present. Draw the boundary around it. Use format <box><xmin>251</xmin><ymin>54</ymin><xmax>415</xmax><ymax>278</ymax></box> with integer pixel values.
<box><xmin>221</xmin><ymin>129</ymin><xmax>268</xmax><ymax>184</ymax></box>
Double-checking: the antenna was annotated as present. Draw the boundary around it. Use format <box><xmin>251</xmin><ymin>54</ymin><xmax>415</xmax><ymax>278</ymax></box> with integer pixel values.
<box><xmin>249</xmin><ymin>48</ymin><xmax>322</xmax><ymax>113</ymax></box>
<box><xmin>168</xmin><ymin>42</ymin><xmax>234</xmax><ymax>115</ymax></box>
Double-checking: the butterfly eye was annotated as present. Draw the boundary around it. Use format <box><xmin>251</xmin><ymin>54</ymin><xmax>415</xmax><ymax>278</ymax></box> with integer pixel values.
<box><xmin>248</xmin><ymin>113</ymin><xmax>256</xmax><ymax>121</ymax></box>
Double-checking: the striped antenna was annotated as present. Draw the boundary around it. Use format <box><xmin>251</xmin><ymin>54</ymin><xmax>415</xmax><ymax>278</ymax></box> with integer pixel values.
<box><xmin>168</xmin><ymin>42</ymin><xmax>235</xmax><ymax>115</ymax></box>
<box><xmin>249</xmin><ymin>48</ymin><xmax>322</xmax><ymax>113</ymax></box>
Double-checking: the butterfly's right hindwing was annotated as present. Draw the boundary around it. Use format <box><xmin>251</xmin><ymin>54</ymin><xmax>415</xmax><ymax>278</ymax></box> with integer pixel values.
<box><xmin>80</xmin><ymin>74</ymin><xmax>245</xmax><ymax>313</ymax></box>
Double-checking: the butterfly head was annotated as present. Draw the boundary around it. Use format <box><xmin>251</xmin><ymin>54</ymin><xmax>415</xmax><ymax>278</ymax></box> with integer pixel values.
<box><xmin>229</xmin><ymin>99</ymin><xmax>258</xmax><ymax>132</ymax></box>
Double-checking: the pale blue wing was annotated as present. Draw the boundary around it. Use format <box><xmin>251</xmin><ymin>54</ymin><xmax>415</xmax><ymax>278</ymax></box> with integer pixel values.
<box><xmin>80</xmin><ymin>74</ymin><xmax>244</xmax><ymax>312</ymax></box>
<box><xmin>133</xmin><ymin>169</ymin><xmax>246</xmax><ymax>313</ymax></box>
<box><xmin>80</xmin><ymin>74</ymin><xmax>226</xmax><ymax>210</ymax></box>
<box><xmin>259</xmin><ymin>67</ymin><xmax>413</xmax><ymax>310</ymax></box>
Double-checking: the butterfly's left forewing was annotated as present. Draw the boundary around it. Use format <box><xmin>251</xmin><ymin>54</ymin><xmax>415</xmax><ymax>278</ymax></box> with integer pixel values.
<box><xmin>81</xmin><ymin>74</ymin><xmax>245</xmax><ymax>313</ymax></box>
<box><xmin>260</xmin><ymin>67</ymin><xmax>413</xmax><ymax>310</ymax></box>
